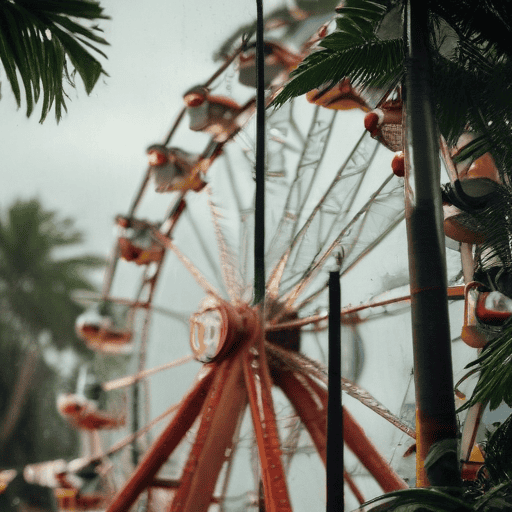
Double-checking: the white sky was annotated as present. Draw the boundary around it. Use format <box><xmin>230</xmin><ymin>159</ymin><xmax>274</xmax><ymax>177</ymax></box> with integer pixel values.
<box><xmin>0</xmin><ymin>0</ymin><xmax>273</xmax><ymax>261</ymax></box>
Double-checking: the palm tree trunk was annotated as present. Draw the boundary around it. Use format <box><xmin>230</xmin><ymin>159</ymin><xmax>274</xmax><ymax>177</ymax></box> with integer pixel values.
<box><xmin>0</xmin><ymin>344</ymin><xmax>39</xmax><ymax>447</ymax></box>
<box><xmin>403</xmin><ymin>0</ymin><xmax>460</xmax><ymax>487</ymax></box>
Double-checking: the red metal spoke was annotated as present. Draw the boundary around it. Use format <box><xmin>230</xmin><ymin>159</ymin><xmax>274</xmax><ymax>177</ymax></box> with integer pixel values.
<box><xmin>168</xmin><ymin>356</ymin><xmax>247</xmax><ymax>512</ymax></box>
<box><xmin>206</xmin><ymin>186</ymin><xmax>242</xmax><ymax>302</ymax></box>
<box><xmin>273</xmin><ymin>366</ymin><xmax>327</xmax><ymax>463</ymax></box>
<box><xmin>152</xmin><ymin>230</ymin><xmax>224</xmax><ymax>300</ymax></box>
<box><xmin>243</xmin><ymin>342</ymin><xmax>292</xmax><ymax>512</ymax></box>
<box><xmin>273</xmin><ymin>361</ymin><xmax>407</xmax><ymax>493</ymax></box>
<box><xmin>105</xmin><ymin>366</ymin><xmax>215</xmax><ymax>512</ymax></box>
<box><xmin>267</xmin><ymin>344</ymin><xmax>416</xmax><ymax>439</ymax></box>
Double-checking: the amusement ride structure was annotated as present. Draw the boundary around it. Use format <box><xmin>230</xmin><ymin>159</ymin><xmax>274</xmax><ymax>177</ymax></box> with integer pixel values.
<box><xmin>8</xmin><ymin>1</ymin><xmax>512</xmax><ymax>510</ymax></box>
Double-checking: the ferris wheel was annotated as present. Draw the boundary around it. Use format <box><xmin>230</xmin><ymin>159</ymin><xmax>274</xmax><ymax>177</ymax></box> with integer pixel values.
<box><xmin>18</xmin><ymin>2</ymin><xmax>507</xmax><ymax>511</ymax></box>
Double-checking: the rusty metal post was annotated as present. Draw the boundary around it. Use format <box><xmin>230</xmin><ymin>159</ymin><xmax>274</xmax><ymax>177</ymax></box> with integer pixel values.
<box><xmin>403</xmin><ymin>0</ymin><xmax>460</xmax><ymax>487</ymax></box>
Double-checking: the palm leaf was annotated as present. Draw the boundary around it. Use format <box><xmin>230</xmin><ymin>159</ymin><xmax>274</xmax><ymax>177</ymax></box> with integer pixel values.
<box><xmin>0</xmin><ymin>0</ymin><xmax>109</xmax><ymax>122</ymax></box>
<box><xmin>272</xmin><ymin>38</ymin><xmax>403</xmax><ymax>108</ymax></box>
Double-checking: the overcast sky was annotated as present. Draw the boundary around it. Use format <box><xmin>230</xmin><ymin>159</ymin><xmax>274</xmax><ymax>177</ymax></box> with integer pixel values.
<box><xmin>0</xmin><ymin>0</ymin><xmax>275</xmax><ymax>261</ymax></box>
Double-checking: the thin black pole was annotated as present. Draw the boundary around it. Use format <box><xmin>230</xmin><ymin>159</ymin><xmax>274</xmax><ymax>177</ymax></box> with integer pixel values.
<box><xmin>327</xmin><ymin>270</ymin><xmax>343</xmax><ymax>511</ymax></box>
<box><xmin>255</xmin><ymin>2</ymin><xmax>266</xmax><ymax>510</ymax></box>
<box><xmin>403</xmin><ymin>0</ymin><xmax>460</xmax><ymax>487</ymax></box>
<box><xmin>254</xmin><ymin>0</ymin><xmax>265</xmax><ymax>306</ymax></box>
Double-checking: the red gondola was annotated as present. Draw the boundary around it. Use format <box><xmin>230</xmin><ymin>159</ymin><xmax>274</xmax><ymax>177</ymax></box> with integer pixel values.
<box><xmin>364</xmin><ymin>100</ymin><xmax>403</xmax><ymax>151</ymax></box>
<box><xmin>183</xmin><ymin>85</ymin><xmax>245</xmax><ymax>142</ymax></box>
<box><xmin>57</xmin><ymin>393</ymin><xmax>125</xmax><ymax>430</ymax></box>
<box><xmin>461</xmin><ymin>282</ymin><xmax>512</xmax><ymax>349</ymax></box>
<box><xmin>147</xmin><ymin>145</ymin><xmax>206</xmax><ymax>193</ymax></box>
<box><xmin>116</xmin><ymin>215</ymin><xmax>164</xmax><ymax>265</ymax></box>
<box><xmin>75</xmin><ymin>305</ymin><xmax>133</xmax><ymax>354</ymax></box>
<box><xmin>442</xmin><ymin>132</ymin><xmax>502</xmax><ymax>243</ymax></box>
<box><xmin>306</xmin><ymin>78</ymin><xmax>372</xmax><ymax>112</ymax></box>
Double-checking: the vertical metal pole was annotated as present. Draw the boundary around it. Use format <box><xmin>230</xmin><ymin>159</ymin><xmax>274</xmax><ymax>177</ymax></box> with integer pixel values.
<box><xmin>254</xmin><ymin>0</ymin><xmax>265</xmax><ymax>307</ymax></box>
<box><xmin>327</xmin><ymin>270</ymin><xmax>343</xmax><ymax>511</ymax></box>
<box><xmin>255</xmin><ymin>3</ymin><xmax>266</xmax><ymax>510</ymax></box>
<box><xmin>403</xmin><ymin>0</ymin><xmax>460</xmax><ymax>487</ymax></box>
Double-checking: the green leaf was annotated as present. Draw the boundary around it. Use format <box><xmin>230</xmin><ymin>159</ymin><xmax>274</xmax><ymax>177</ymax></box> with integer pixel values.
<box><xmin>272</xmin><ymin>38</ymin><xmax>403</xmax><ymax>109</ymax></box>
<box><xmin>0</xmin><ymin>0</ymin><xmax>109</xmax><ymax>122</ymax></box>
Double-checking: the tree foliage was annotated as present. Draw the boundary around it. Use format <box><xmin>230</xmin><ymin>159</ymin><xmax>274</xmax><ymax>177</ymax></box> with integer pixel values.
<box><xmin>273</xmin><ymin>0</ymin><xmax>512</xmax><ymax>180</ymax></box>
<box><xmin>0</xmin><ymin>199</ymin><xmax>104</xmax><ymax>508</ymax></box>
<box><xmin>0</xmin><ymin>0</ymin><xmax>110</xmax><ymax>122</ymax></box>
<box><xmin>0</xmin><ymin>198</ymin><xmax>104</xmax><ymax>350</ymax></box>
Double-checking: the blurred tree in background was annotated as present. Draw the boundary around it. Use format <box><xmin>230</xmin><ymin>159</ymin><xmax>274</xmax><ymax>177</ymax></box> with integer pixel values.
<box><xmin>0</xmin><ymin>198</ymin><xmax>104</xmax><ymax>510</ymax></box>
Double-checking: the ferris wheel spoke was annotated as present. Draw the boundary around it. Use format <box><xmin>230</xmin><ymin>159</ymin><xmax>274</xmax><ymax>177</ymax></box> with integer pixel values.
<box><xmin>105</xmin><ymin>366</ymin><xmax>215</xmax><ymax>512</ymax></box>
<box><xmin>240</xmin><ymin>207</ymin><xmax>255</xmax><ymax>299</ymax></box>
<box><xmin>273</xmin><ymin>365</ymin><xmax>327</xmax><ymax>463</ymax></box>
<box><xmin>152</xmin><ymin>230</ymin><xmax>223</xmax><ymax>300</ymax></box>
<box><xmin>274</xmin><ymin>360</ymin><xmax>407</xmax><ymax>494</ymax></box>
<box><xmin>169</xmin><ymin>357</ymin><xmax>247</xmax><ymax>512</ymax></box>
<box><xmin>267</xmin><ymin>107</ymin><xmax>336</xmax><ymax>259</ymax></box>
<box><xmin>182</xmin><ymin>207</ymin><xmax>230</xmax><ymax>298</ymax></box>
<box><xmin>102</xmin><ymin>355</ymin><xmax>194</xmax><ymax>392</ymax></box>
<box><xmin>221</xmin><ymin>151</ymin><xmax>246</xmax><ymax>215</ymax></box>
<box><xmin>206</xmin><ymin>186</ymin><xmax>242</xmax><ymax>302</ymax></box>
<box><xmin>278</xmin><ymin>173</ymin><xmax>403</xmax><ymax>313</ymax></box>
<box><xmin>242</xmin><ymin>348</ymin><xmax>292</xmax><ymax>512</ymax></box>
<box><xmin>281</xmin><ymin>415</ymin><xmax>303</xmax><ymax>473</ymax></box>
<box><xmin>266</xmin><ymin>131</ymin><xmax>379</xmax><ymax>299</ymax></box>
<box><xmin>344</xmin><ymin>469</ymin><xmax>366</xmax><ymax>505</ymax></box>
<box><xmin>101</xmin><ymin>241</ymin><xmax>121</xmax><ymax>299</ymax></box>
<box><xmin>266</xmin><ymin>344</ymin><xmax>415</xmax><ymax>439</ymax></box>
<box><xmin>296</xmin><ymin>214</ymin><xmax>406</xmax><ymax>312</ymax></box>
<box><xmin>292</xmin><ymin>369</ymin><xmax>408</xmax><ymax>493</ymax></box>
<box><xmin>217</xmin><ymin>412</ymin><xmax>245</xmax><ymax>512</ymax></box>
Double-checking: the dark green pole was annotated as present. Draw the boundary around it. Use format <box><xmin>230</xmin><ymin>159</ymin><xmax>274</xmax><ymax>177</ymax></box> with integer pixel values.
<box><xmin>403</xmin><ymin>0</ymin><xmax>460</xmax><ymax>487</ymax></box>
<box><xmin>254</xmin><ymin>0</ymin><xmax>265</xmax><ymax>307</ymax></box>
<box><xmin>327</xmin><ymin>270</ymin><xmax>343</xmax><ymax>511</ymax></box>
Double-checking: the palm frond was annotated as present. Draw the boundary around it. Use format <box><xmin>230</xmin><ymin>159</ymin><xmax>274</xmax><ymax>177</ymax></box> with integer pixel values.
<box><xmin>483</xmin><ymin>414</ymin><xmax>512</xmax><ymax>485</ymax></box>
<box><xmin>362</xmin><ymin>487</ymin><xmax>471</xmax><ymax>512</ymax></box>
<box><xmin>0</xmin><ymin>0</ymin><xmax>109</xmax><ymax>122</ymax></box>
<box><xmin>431</xmin><ymin>1</ymin><xmax>512</xmax><ymax>62</ymax></box>
<box><xmin>462</xmin><ymin>322</ymin><xmax>512</xmax><ymax>411</ymax></box>
<box><xmin>272</xmin><ymin>38</ymin><xmax>403</xmax><ymax>108</ymax></box>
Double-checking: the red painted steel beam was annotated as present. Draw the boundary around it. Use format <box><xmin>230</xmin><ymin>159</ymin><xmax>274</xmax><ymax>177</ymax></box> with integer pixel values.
<box><xmin>274</xmin><ymin>368</ymin><xmax>327</xmax><ymax>464</ymax></box>
<box><xmin>277</xmin><ymin>368</ymin><xmax>407</xmax><ymax>493</ymax></box>
<box><xmin>243</xmin><ymin>340</ymin><xmax>292</xmax><ymax>512</ymax></box>
<box><xmin>168</xmin><ymin>356</ymin><xmax>247</xmax><ymax>511</ymax></box>
<box><xmin>105</xmin><ymin>366</ymin><xmax>215</xmax><ymax>512</ymax></box>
